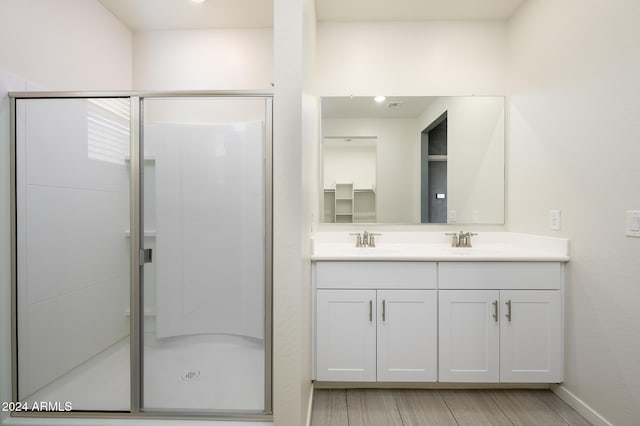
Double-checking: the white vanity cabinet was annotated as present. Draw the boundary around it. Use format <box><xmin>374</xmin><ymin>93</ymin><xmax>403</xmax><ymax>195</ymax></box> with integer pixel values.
<box><xmin>438</xmin><ymin>290</ymin><xmax>500</xmax><ymax>382</ymax></box>
<box><xmin>316</xmin><ymin>289</ymin><xmax>377</xmax><ymax>381</ymax></box>
<box><xmin>314</xmin><ymin>262</ymin><xmax>438</xmax><ymax>382</ymax></box>
<box><xmin>438</xmin><ymin>262</ymin><xmax>563</xmax><ymax>383</ymax></box>
<box><xmin>313</xmin><ymin>259</ymin><xmax>564</xmax><ymax>384</ymax></box>
<box><xmin>376</xmin><ymin>289</ymin><xmax>437</xmax><ymax>381</ymax></box>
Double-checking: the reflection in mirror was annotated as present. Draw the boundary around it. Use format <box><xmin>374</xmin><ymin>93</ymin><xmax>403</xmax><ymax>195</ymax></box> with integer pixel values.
<box><xmin>322</xmin><ymin>137</ymin><xmax>376</xmax><ymax>223</ymax></box>
<box><xmin>421</xmin><ymin>111</ymin><xmax>448</xmax><ymax>223</ymax></box>
<box><xmin>321</xmin><ymin>96</ymin><xmax>504</xmax><ymax>225</ymax></box>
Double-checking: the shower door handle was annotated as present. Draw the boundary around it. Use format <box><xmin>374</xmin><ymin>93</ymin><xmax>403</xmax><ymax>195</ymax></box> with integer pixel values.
<box><xmin>139</xmin><ymin>248</ymin><xmax>153</xmax><ymax>265</ymax></box>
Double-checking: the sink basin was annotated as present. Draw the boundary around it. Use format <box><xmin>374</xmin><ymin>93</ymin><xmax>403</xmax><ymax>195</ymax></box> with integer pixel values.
<box><xmin>447</xmin><ymin>245</ymin><xmax>494</xmax><ymax>251</ymax></box>
<box><xmin>328</xmin><ymin>246</ymin><xmax>402</xmax><ymax>256</ymax></box>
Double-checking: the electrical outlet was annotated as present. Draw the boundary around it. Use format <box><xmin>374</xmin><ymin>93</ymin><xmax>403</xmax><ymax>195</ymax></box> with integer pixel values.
<box><xmin>549</xmin><ymin>210</ymin><xmax>561</xmax><ymax>231</ymax></box>
<box><xmin>449</xmin><ymin>210</ymin><xmax>457</xmax><ymax>222</ymax></box>
<box><xmin>625</xmin><ymin>210</ymin><xmax>640</xmax><ymax>237</ymax></box>
<box><xmin>472</xmin><ymin>209</ymin><xmax>479</xmax><ymax>223</ymax></box>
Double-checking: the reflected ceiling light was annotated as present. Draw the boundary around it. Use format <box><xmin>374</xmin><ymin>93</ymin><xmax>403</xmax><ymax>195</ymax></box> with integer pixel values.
<box><xmin>191</xmin><ymin>0</ymin><xmax>206</xmax><ymax>3</ymax></box>
<box><xmin>374</xmin><ymin>96</ymin><xmax>386</xmax><ymax>103</ymax></box>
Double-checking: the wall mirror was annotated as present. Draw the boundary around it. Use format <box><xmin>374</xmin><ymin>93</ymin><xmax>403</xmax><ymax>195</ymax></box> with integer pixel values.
<box><xmin>320</xmin><ymin>96</ymin><xmax>505</xmax><ymax>224</ymax></box>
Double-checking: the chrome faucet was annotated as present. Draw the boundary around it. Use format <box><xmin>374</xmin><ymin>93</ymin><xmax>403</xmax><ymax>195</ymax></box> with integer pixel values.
<box><xmin>351</xmin><ymin>231</ymin><xmax>382</xmax><ymax>247</ymax></box>
<box><xmin>446</xmin><ymin>231</ymin><xmax>477</xmax><ymax>247</ymax></box>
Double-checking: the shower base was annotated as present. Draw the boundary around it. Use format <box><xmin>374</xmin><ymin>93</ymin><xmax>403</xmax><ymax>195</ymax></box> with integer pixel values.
<box><xmin>23</xmin><ymin>333</ymin><xmax>264</xmax><ymax>414</ymax></box>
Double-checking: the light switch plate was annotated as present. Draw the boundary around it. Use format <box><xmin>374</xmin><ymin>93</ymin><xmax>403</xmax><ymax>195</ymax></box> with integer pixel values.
<box><xmin>549</xmin><ymin>209</ymin><xmax>561</xmax><ymax>231</ymax></box>
<box><xmin>625</xmin><ymin>210</ymin><xmax>640</xmax><ymax>237</ymax></box>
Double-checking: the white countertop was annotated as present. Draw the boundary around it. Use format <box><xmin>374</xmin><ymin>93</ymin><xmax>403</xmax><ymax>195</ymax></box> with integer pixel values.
<box><xmin>311</xmin><ymin>232</ymin><xmax>570</xmax><ymax>262</ymax></box>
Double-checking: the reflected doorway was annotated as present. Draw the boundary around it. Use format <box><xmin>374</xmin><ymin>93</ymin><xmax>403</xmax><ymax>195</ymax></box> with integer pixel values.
<box><xmin>421</xmin><ymin>112</ymin><xmax>448</xmax><ymax>223</ymax></box>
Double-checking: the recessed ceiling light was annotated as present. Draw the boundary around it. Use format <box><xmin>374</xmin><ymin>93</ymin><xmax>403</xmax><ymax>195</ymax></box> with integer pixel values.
<box><xmin>374</xmin><ymin>96</ymin><xmax>386</xmax><ymax>103</ymax></box>
<box><xmin>191</xmin><ymin>0</ymin><xmax>206</xmax><ymax>3</ymax></box>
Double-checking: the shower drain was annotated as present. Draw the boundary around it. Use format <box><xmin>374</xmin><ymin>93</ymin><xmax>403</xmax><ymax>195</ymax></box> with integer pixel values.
<box><xmin>181</xmin><ymin>369</ymin><xmax>201</xmax><ymax>381</ymax></box>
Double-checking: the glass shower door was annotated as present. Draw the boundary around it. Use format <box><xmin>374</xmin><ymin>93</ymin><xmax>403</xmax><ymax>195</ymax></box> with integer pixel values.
<box><xmin>140</xmin><ymin>97</ymin><xmax>270</xmax><ymax>414</ymax></box>
<box><xmin>14</xmin><ymin>97</ymin><xmax>132</xmax><ymax>411</ymax></box>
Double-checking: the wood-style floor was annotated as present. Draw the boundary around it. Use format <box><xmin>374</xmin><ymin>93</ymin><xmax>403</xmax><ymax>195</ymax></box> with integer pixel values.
<box><xmin>310</xmin><ymin>389</ymin><xmax>591</xmax><ymax>426</ymax></box>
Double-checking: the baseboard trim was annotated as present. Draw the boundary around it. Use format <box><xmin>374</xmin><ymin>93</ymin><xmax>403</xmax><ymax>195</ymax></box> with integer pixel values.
<box><xmin>305</xmin><ymin>383</ymin><xmax>315</xmax><ymax>426</ymax></box>
<box><xmin>313</xmin><ymin>381</ymin><xmax>550</xmax><ymax>389</ymax></box>
<box><xmin>551</xmin><ymin>384</ymin><xmax>612</xmax><ymax>426</ymax></box>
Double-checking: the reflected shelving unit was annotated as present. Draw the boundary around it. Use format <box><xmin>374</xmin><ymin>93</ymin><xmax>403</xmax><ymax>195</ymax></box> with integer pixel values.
<box><xmin>334</xmin><ymin>182</ymin><xmax>353</xmax><ymax>223</ymax></box>
<box><xmin>323</xmin><ymin>183</ymin><xmax>376</xmax><ymax>223</ymax></box>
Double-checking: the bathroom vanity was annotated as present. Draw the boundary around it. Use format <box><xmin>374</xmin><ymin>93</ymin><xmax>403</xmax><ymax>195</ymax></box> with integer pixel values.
<box><xmin>311</xmin><ymin>232</ymin><xmax>569</xmax><ymax>385</ymax></box>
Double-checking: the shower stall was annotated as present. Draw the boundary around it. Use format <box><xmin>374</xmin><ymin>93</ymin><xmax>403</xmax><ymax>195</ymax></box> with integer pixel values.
<box><xmin>9</xmin><ymin>92</ymin><xmax>272</xmax><ymax>420</ymax></box>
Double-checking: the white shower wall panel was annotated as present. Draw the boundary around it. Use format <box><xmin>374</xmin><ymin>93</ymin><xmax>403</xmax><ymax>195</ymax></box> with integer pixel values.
<box><xmin>24</xmin><ymin>185</ymin><xmax>128</xmax><ymax>304</ymax></box>
<box><xmin>146</xmin><ymin>121</ymin><xmax>264</xmax><ymax>340</ymax></box>
<box><xmin>16</xmin><ymin>98</ymin><xmax>130</xmax><ymax>398</ymax></box>
<box><xmin>23</xmin><ymin>100</ymin><xmax>129</xmax><ymax>192</ymax></box>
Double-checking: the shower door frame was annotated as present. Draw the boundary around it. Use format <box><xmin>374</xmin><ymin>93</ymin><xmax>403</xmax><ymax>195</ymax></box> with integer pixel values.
<box><xmin>9</xmin><ymin>90</ymin><xmax>273</xmax><ymax>421</ymax></box>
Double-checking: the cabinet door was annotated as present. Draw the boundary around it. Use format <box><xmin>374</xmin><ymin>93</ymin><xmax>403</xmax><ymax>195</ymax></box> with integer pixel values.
<box><xmin>316</xmin><ymin>289</ymin><xmax>376</xmax><ymax>381</ymax></box>
<box><xmin>377</xmin><ymin>290</ymin><xmax>437</xmax><ymax>382</ymax></box>
<box><xmin>439</xmin><ymin>290</ymin><xmax>500</xmax><ymax>382</ymax></box>
<box><xmin>500</xmin><ymin>290</ymin><xmax>562</xmax><ymax>382</ymax></box>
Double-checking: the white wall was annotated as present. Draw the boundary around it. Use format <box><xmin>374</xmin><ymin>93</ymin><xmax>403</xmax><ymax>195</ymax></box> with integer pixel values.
<box><xmin>133</xmin><ymin>29</ymin><xmax>273</xmax><ymax>90</ymax></box>
<box><xmin>0</xmin><ymin>0</ymin><xmax>132</xmax><ymax>90</ymax></box>
<box><xmin>273</xmin><ymin>0</ymin><xmax>317</xmax><ymax>423</ymax></box>
<box><xmin>322</xmin><ymin>118</ymin><xmax>418</xmax><ymax>223</ymax></box>
<box><xmin>317</xmin><ymin>21</ymin><xmax>506</xmax><ymax>96</ymax></box>
<box><xmin>507</xmin><ymin>1</ymin><xmax>640</xmax><ymax>425</ymax></box>
<box><xmin>299</xmin><ymin>1</ymin><xmax>318</xmax><ymax>423</ymax></box>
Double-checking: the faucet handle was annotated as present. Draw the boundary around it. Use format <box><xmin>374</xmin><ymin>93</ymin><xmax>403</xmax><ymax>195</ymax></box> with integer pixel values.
<box><xmin>368</xmin><ymin>233</ymin><xmax>381</xmax><ymax>248</ymax></box>
<box><xmin>445</xmin><ymin>232</ymin><xmax>459</xmax><ymax>247</ymax></box>
<box><xmin>350</xmin><ymin>232</ymin><xmax>363</xmax><ymax>247</ymax></box>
